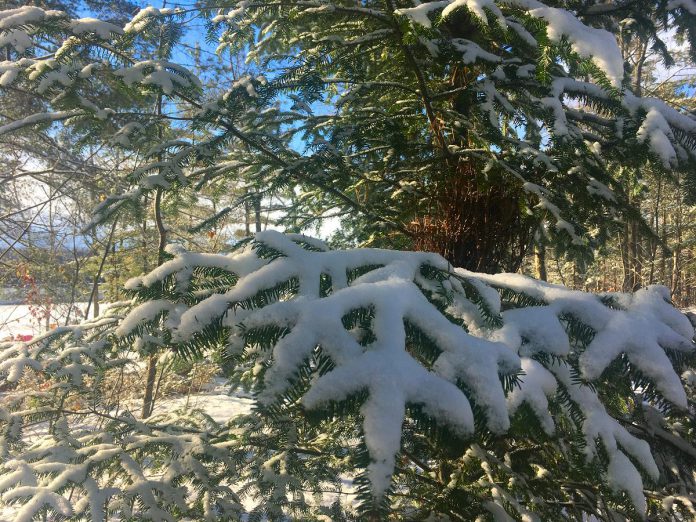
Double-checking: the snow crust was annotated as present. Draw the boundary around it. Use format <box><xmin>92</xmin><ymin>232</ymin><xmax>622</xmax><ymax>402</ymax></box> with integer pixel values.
<box><xmin>395</xmin><ymin>1</ymin><xmax>449</xmax><ymax>27</ymax></box>
<box><xmin>115</xmin><ymin>299</ymin><xmax>174</xmax><ymax>337</ymax></box>
<box><xmin>606</xmin><ymin>448</ymin><xmax>648</xmax><ymax>514</ymax></box>
<box><xmin>630</xmin><ymin>93</ymin><xmax>692</xmax><ymax>161</ymax></box>
<box><xmin>211</xmin><ymin>2</ymin><xmax>250</xmax><ymax>24</ymax></box>
<box><xmin>507</xmin><ymin>357</ymin><xmax>556</xmax><ymax>434</ymax></box>
<box><xmin>538</xmin><ymin>78</ymin><xmax>696</xmax><ymax>163</ymax></box>
<box><xmin>396</xmin><ymin>0</ymin><xmax>505</xmax><ymax>27</ymax></box>
<box><xmin>513</xmin><ymin>0</ymin><xmax>623</xmax><ymax>86</ymax></box>
<box><xmin>123</xmin><ymin>6</ymin><xmax>177</xmax><ymax>34</ymax></box>
<box><xmin>115</xmin><ymin>60</ymin><xmax>201</xmax><ymax>95</ymax></box>
<box><xmin>0</xmin><ymin>110</ymin><xmax>81</xmax><ymax>136</ymax></box>
<box><xmin>0</xmin><ymin>7</ymin><xmax>62</xmax><ymax>30</ymax></box>
<box><xmin>232</xmin><ymin>75</ymin><xmax>258</xmax><ymax>97</ymax></box>
<box><xmin>0</xmin><ymin>29</ymin><xmax>32</xmax><ymax>53</ymax></box>
<box><xmin>668</xmin><ymin>0</ymin><xmax>696</xmax><ymax>14</ymax></box>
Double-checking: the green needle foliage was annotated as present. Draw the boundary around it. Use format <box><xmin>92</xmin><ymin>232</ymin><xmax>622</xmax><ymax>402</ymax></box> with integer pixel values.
<box><xmin>1</xmin><ymin>2</ymin><xmax>696</xmax><ymax>521</ymax></box>
<box><xmin>3</xmin><ymin>231</ymin><xmax>695</xmax><ymax>520</ymax></box>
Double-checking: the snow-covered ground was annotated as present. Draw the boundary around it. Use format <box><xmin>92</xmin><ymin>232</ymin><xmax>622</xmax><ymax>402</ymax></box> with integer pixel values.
<box><xmin>0</xmin><ymin>303</ymin><xmax>42</xmax><ymax>338</ymax></box>
<box><xmin>149</xmin><ymin>376</ymin><xmax>255</xmax><ymax>422</ymax></box>
<box><xmin>0</xmin><ymin>304</ymin><xmax>268</xmax><ymax>520</ymax></box>
<box><xmin>0</xmin><ymin>306</ymin><xmax>254</xmax><ymax>426</ymax></box>
<box><xmin>0</xmin><ymin>302</ymin><xmax>92</xmax><ymax>340</ymax></box>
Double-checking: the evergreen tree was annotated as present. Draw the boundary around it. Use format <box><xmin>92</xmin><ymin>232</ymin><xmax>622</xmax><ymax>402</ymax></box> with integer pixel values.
<box><xmin>3</xmin><ymin>2</ymin><xmax>694</xmax><ymax>272</ymax></box>
<box><xmin>201</xmin><ymin>0</ymin><xmax>696</xmax><ymax>271</ymax></box>
<box><xmin>1</xmin><ymin>2</ymin><xmax>696</xmax><ymax>521</ymax></box>
<box><xmin>1</xmin><ymin>231</ymin><xmax>695</xmax><ymax>519</ymax></box>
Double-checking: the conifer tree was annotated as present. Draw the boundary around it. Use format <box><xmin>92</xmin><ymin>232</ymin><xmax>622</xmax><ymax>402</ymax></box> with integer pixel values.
<box><xmin>201</xmin><ymin>0</ymin><xmax>696</xmax><ymax>271</ymax></box>
<box><xmin>0</xmin><ymin>2</ymin><xmax>696</xmax><ymax>521</ymax></box>
<box><xmin>2</xmin><ymin>230</ymin><xmax>695</xmax><ymax>519</ymax></box>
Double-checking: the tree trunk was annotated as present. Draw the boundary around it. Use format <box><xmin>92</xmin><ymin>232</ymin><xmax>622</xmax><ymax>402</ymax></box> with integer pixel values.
<box><xmin>671</xmin><ymin>247</ymin><xmax>680</xmax><ymax>302</ymax></box>
<box><xmin>621</xmin><ymin>221</ymin><xmax>632</xmax><ymax>292</ymax></box>
<box><xmin>671</xmin><ymin>200</ymin><xmax>683</xmax><ymax>304</ymax></box>
<box><xmin>630</xmin><ymin>219</ymin><xmax>642</xmax><ymax>291</ymax></box>
<box><xmin>254</xmin><ymin>193</ymin><xmax>262</xmax><ymax>233</ymax></box>
<box><xmin>142</xmin><ymin>355</ymin><xmax>158</xmax><ymax>418</ymax></box>
<box><xmin>534</xmin><ymin>242</ymin><xmax>547</xmax><ymax>281</ymax></box>
<box><xmin>648</xmin><ymin>176</ymin><xmax>663</xmax><ymax>285</ymax></box>
<box><xmin>142</xmin><ymin>82</ymin><xmax>168</xmax><ymax>419</ymax></box>
<box><xmin>660</xmin><ymin>208</ymin><xmax>668</xmax><ymax>285</ymax></box>
<box><xmin>92</xmin><ymin>281</ymin><xmax>99</xmax><ymax>318</ymax></box>
<box><xmin>141</xmin><ymin>212</ymin><xmax>149</xmax><ymax>274</ymax></box>
<box><xmin>142</xmin><ymin>186</ymin><xmax>167</xmax><ymax>420</ymax></box>
<box><xmin>244</xmin><ymin>192</ymin><xmax>251</xmax><ymax>236</ymax></box>
<box><xmin>574</xmin><ymin>258</ymin><xmax>587</xmax><ymax>290</ymax></box>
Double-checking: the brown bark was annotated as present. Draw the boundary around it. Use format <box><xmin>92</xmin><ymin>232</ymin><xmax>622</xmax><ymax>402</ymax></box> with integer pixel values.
<box><xmin>671</xmin><ymin>200</ymin><xmax>683</xmax><ymax>304</ymax></box>
<box><xmin>92</xmin><ymin>284</ymin><xmax>99</xmax><ymax>318</ymax></box>
<box><xmin>85</xmin><ymin>219</ymin><xmax>118</xmax><ymax>320</ymax></box>
<box><xmin>142</xmin><ymin>85</ymin><xmax>168</xmax><ymax>419</ymax></box>
<box><xmin>648</xmin><ymin>177</ymin><xmax>663</xmax><ymax>285</ymax></box>
<box><xmin>408</xmin><ymin>162</ymin><xmax>531</xmax><ymax>272</ymax></box>
<box><xmin>254</xmin><ymin>193</ymin><xmax>262</xmax><ymax>233</ymax></box>
<box><xmin>621</xmin><ymin>221</ymin><xmax>632</xmax><ymax>292</ymax></box>
<box><xmin>630</xmin><ymin>219</ymin><xmax>642</xmax><ymax>291</ymax></box>
<box><xmin>244</xmin><ymin>191</ymin><xmax>251</xmax><ymax>236</ymax></box>
<box><xmin>534</xmin><ymin>242</ymin><xmax>548</xmax><ymax>281</ymax></box>
<box><xmin>660</xmin><ymin>208</ymin><xmax>668</xmax><ymax>284</ymax></box>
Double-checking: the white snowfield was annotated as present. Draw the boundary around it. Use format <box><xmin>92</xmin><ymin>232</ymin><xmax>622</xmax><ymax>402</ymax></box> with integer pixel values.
<box><xmin>0</xmin><ymin>303</ymin><xmax>94</xmax><ymax>340</ymax></box>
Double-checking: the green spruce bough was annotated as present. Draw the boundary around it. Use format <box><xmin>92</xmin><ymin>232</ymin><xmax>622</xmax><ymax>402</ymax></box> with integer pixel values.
<box><xmin>2</xmin><ymin>231</ymin><xmax>695</xmax><ymax>520</ymax></box>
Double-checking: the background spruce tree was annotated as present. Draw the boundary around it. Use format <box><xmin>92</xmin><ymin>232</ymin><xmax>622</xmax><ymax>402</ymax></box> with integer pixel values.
<box><xmin>200</xmin><ymin>0</ymin><xmax>696</xmax><ymax>272</ymax></box>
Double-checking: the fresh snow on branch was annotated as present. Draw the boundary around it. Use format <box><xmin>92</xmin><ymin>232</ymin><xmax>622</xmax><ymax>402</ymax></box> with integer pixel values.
<box><xmin>396</xmin><ymin>0</ymin><xmax>625</xmax><ymax>85</ymax></box>
<box><xmin>0</xmin><ymin>110</ymin><xmax>83</xmax><ymax>136</ymax></box>
<box><xmin>1</xmin><ymin>233</ymin><xmax>694</xmax><ymax>517</ymax></box>
<box><xmin>668</xmin><ymin>0</ymin><xmax>696</xmax><ymax>14</ymax></box>
<box><xmin>115</xmin><ymin>60</ymin><xmax>202</xmax><ymax>95</ymax></box>
<box><xmin>69</xmin><ymin>18</ymin><xmax>124</xmax><ymax>39</ymax></box>
<box><xmin>120</xmin><ymin>231</ymin><xmax>694</xmax><ymax>511</ymax></box>
<box><xmin>0</xmin><ymin>6</ymin><xmax>63</xmax><ymax>29</ymax></box>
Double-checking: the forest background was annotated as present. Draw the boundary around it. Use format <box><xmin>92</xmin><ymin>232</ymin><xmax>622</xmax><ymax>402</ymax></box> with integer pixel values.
<box><xmin>1</xmin><ymin>0</ymin><xmax>694</xmax><ymax>341</ymax></box>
